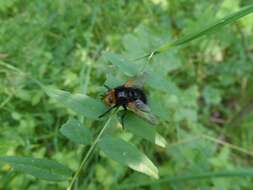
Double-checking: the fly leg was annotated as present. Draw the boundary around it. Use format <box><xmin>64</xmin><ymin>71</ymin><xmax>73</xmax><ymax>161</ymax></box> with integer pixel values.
<box><xmin>98</xmin><ymin>105</ymin><xmax>118</xmax><ymax>118</ymax></box>
<box><xmin>103</xmin><ymin>84</ymin><xmax>111</xmax><ymax>91</ymax></box>
<box><xmin>121</xmin><ymin>105</ymin><xmax>128</xmax><ymax>129</ymax></box>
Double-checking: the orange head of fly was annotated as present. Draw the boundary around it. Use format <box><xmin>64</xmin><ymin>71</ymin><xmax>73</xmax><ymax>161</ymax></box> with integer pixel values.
<box><xmin>103</xmin><ymin>89</ymin><xmax>116</xmax><ymax>107</ymax></box>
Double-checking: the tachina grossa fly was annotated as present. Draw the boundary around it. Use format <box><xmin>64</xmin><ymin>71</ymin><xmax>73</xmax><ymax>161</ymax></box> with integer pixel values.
<box><xmin>99</xmin><ymin>74</ymin><xmax>158</xmax><ymax>127</ymax></box>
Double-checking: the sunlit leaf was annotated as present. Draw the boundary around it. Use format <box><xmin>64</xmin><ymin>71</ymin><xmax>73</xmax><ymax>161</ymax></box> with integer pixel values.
<box><xmin>60</xmin><ymin>118</ymin><xmax>92</xmax><ymax>145</ymax></box>
<box><xmin>98</xmin><ymin>136</ymin><xmax>159</xmax><ymax>178</ymax></box>
<box><xmin>0</xmin><ymin>156</ymin><xmax>72</xmax><ymax>181</ymax></box>
<box><xmin>104</xmin><ymin>52</ymin><xmax>139</xmax><ymax>76</ymax></box>
<box><xmin>45</xmin><ymin>88</ymin><xmax>105</xmax><ymax>119</ymax></box>
<box><xmin>123</xmin><ymin>112</ymin><xmax>167</xmax><ymax>148</ymax></box>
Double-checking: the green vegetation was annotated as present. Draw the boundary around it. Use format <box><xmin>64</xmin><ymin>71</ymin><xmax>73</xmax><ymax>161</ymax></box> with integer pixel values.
<box><xmin>1</xmin><ymin>0</ymin><xmax>253</xmax><ymax>189</ymax></box>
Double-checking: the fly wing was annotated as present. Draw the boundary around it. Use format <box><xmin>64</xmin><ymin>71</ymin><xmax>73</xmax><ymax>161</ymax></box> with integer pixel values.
<box><xmin>134</xmin><ymin>99</ymin><xmax>150</xmax><ymax>112</ymax></box>
<box><xmin>124</xmin><ymin>72</ymin><xmax>147</xmax><ymax>89</ymax></box>
<box><xmin>128</xmin><ymin>100</ymin><xmax>158</xmax><ymax>125</ymax></box>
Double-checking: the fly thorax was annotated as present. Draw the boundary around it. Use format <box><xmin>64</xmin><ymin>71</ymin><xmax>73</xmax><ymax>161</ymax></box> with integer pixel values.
<box><xmin>118</xmin><ymin>91</ymin><xmax>127</xmax><ymax>98</ymax></box>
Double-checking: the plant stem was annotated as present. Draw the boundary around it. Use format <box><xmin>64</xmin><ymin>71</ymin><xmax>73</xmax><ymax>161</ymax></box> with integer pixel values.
<box><xmin>201</xmin><ymin>134</ymin><xmax>253</xmax><ymax>157</ymax></box>
<box><xmin>154</xmin><ymin>3</ymin><xmax>253</xmax><ymax>54</ymax></box>
<box><xmin>66</xmin><ymin>111</ymin><xmax>115</xmax><ymax>190</ymax></box>
<box><xmin>139</xmin><ymin>51</ymin><xmax>155</xmax><ymax>74</ymax></box>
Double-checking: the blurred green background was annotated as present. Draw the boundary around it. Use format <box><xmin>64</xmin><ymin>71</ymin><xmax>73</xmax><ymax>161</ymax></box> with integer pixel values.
<box><xmin>1</xmin><ymin>0</ymin><xmax>253</xmax><ymax>189</ymax></box>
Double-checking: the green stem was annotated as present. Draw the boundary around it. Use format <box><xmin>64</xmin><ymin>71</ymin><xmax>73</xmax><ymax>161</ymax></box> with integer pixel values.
<box><xmin>155</xmin><ymin>3</ymin><xmax>253</xmax><ymax>54</ymax></box>
<box><xmin>131</xmin><ymin>3</ymin><xmax>253</xmax><ymax>61</ymax></box>
<box><xmin>66</xmin><ymin>111</ymin><xmax>115</xmax><ymax>190</ymax></box>
<box><xmin>139</xmin><ymin>51</ymin><xmax>156</xmax><ymax>74</ymax></box>
<box><xmin>201</xmin><ymin>134</ymin><xmax>253</xmax><ymax>157</ymax></box>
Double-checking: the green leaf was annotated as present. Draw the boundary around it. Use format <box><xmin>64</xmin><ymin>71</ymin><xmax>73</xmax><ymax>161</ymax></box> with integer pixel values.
<box><xmin>174</xmin><ymin>107</ymin><xmax>198</xmax><ymax>123</ymax></box>
<box><xmin>203</xmin><ymin>86</ymin><xmax>221</xmax><ymax>105</ymax></box>
<box><xmin>98</xmin><ymin>136</ymin><xmax>159</xmax><ymax>179</ymax></box>
<box><xmin>155</xmin><ymin>3</ymin><xmax>253</xmax><ymax>53</ymax></box>
<box><xmin>123</xmin><ymin>33</ymin><xmax>146</xmax><ymax>58</ymax></box>
<box><xmin>0</xmin><ymin>156</ymin><xmax>72</xmax><ymax>181</ymax></box>
<box><xmin>149</xmin><ymin>95</ymin><xmax>170</xmax><ymax>122</ymax></box>
<box><xmin>124</xmin><ymin>112</ymin><xmax>167</xmax><ymax>148</ymax></box>
<box><xmin>60</xmin><ymin>118</ymin><xmax>92</xmax><ymax>145</ymax></box>
<box><xmin>45</xmin><ymin>88</ymin><xmax>105</xmax><ymax>119</ymax></box>
<box><xmin>104</xmin><ymin>52</ymin><xmax>139</xmax><ymax>76</ymax></box>
<box><xmin>105</xmin><ymin>73</ymin><xmax>124</xmax><ymax>88</ymax></box>
<box><xmin>146</xmin><ymin>71</ymin><xmax>179</xmax><ymax>95</ymax></box>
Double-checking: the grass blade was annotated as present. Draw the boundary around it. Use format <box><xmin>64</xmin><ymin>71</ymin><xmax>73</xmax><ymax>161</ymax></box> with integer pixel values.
<box><xmin>66</xmin><ymin>110</ymin><xmax>116</xmax><ymax>190</ymax></box>
<box><xmin>155</xmin><ymin>4</ymin><xmax>253</xmax><ymax>54</ymax></box>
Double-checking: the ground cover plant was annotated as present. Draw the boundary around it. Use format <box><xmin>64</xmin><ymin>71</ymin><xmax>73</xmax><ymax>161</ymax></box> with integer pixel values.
<box><xmin>1</xmin><ymin>0</ymin><xmax>253</xmax><ymax>189</ymax></box>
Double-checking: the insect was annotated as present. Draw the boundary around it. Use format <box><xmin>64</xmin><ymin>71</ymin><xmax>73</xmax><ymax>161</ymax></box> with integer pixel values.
<box><xmin>98</xmin><ymin>74</ymin><xmax>158</xmax><ymax>127</ymax></box>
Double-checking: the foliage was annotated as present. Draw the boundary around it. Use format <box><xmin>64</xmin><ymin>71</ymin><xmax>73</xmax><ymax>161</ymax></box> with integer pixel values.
<box><xmin>1</xmin><ymin>0</ymin><xmax>253</xmax><ymax>189</ymax></box>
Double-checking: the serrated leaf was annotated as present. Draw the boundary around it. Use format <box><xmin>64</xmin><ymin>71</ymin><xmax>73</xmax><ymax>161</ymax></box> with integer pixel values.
<box><xmin>0</xmin><ymin>156</ymin><xmax>72</xmax><ymax>181</ymax></box>
<box><xmin>98</xmin><ymin>136</ymin><xmax>159</xmax><ymax>179</ymax></box>
<box><xmin>102</xmin><ymin>53</ymin><xmax>179</xmax><ymax>95</ymax></box>
<box><xmin>45</xmin><ymin>88</ymin><xmax>105</xmax><ymax>119</ymax></box>
<box><xmin>123</xmin><ymin>112</ymin><xmax>167</xmax><ymax>148</ymax></box>
<box><xmin>60</xmin><ymin>118</ymin><xmax>92</xmax><ymax>145</ymax></box>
